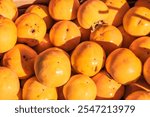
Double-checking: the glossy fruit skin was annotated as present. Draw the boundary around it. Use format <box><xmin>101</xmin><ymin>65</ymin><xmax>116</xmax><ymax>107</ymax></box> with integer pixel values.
<box><xmin>63</xmin><ymin>74</ymin><xmax>97</xmax><ymax>100</ymax></box>
<box><xmin>15</xmin><ymin>13</ymin><xmax>46</xmax><ymax>47</ymax></box>
<box><xmin>102</xmin><ymin>0</ymin><xmax>130</xmax><ymax>26</ymax></box>
<box><xmin>77</xmin><ymin>0</ymin><xmax>109</xmax><ymax>29</ymax></box>
<box><xmin>0</xmin><ymin>0</ymin><xmax>18</xmax><ymax>21</ymax></box>
<box><xmin>34</xmin><ymin>47</ymin><xmax>71</xmax><ymax>87</ymax></box>
<box><xmin>129</xmin><ymin>36</ymin><xmax>150</xmax><ymax>63</ymax></box>
<box><xmin>22</xmin><ymin>77</ymin><xmax>57</xmax><ymax>100</ymax></box>
<box><xmin>71</xmin><ymin>41</ymin><xmax>106</xmax><ymax>76</ymax></box>
<box><xmin>143</xmin><ymin>57</ymin><xmax>150</xmax><ymax>85</ymax></box>
<box><xmin>49</xmin><ymin>0</ymin><xmax>80</xmax><ymax>20</ymax></box>
<box><xmin>92</xmin><ymin>71</ymin><xmax>124</xmax><ymax>100</ymax></box>
<box><xmin>0</xmin><ymin>67</ymin><xmax>20</xmax><ymax>100</ymax></box>
<box><xmin>2</xmin><ymin>44</ymin><xmax>37</xmax><ymax>79</ymax></box>
<box><xmin>0</xmin><ymin>16</ymin><xmax>17</xmax><ymax>53</ymax></box>
<box><xmin>123</xmin><ymin>6</ymin><xmax>150</xmax><ymax>36</ymax></box>
<box><xmin>106</xmin><ymin>48</ymin><xmax>142</xmax><ymax>85</ymax></box>
<box><xmin>49</xmin><ymin>20</ymin><xmax>81</xmax><ymax>51</ymax></box>
<box><xmin>90</xmin><ymin>25</ymin><xmax>123</xmax><ymax>55</ymax></box>
<box><xmin>125</xmin><ymin>90</ymin><xmax>150</xmax><ymax>100</ymax></box>
<box><xmin>25</xmin><ymin>4</ymin><xmax>53</xmax><ymax>30</ymax></box>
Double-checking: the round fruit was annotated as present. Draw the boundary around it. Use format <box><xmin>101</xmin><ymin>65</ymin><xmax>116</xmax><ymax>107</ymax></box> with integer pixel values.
<box><xmin>123</xmin><ymin>6</ymin><xmax>150</xmax><ymax>36</ymax></box>
<box><xmin>143</xmin><ymin>57</ymin><xmax>150</xmax><ymax>85</ymax></box>
<box><xmin>92</xmin><ymin>70</ymin><xmax>124</xmax><ymax>100</ymax></box>
<box><xmin>15</xmin><ymin>13</ymin><xmax>46</xmax><ymax>47</ymax></box>
<box><xmin>22</xmin><ymin>76</ymin><xmax>57</xmax><ymax>100</ymax></box>
<box><xmin>0</xmin><ymin>0</ymin><xmax>18</xmax><ymax>21</ymax></box>
<box><xmin>126</xmin><ymin>90</ymin><xmax>150</xmax><ymax>100</ymax></box>
<box><xmin>0</xmin><ymin>15</ymin><xmax>17</xmax><ymax>53</ymax></box>
<box><xmin>71</xmin><ymin>41</ymin><xmax>106</xmax><ymax>76</ymax></box>
<box><xmin>77</xmin><ymin>0</ymin><xmax>109</xmax><ymax>29</ymax></box>
<box><xmin>49</xmin><ymin>0</ymin><xmax>80</xmax><ymax>20</ymax></box>
<box><xmin>0</xmin><ymin>67</ymin><xmax>20</xmax><ymax>100</ymax></box>
<box><xmin>106</xmin><ymin>48</ymin><xmax>142</xmax><ymax>85</ymax></box>
<box><xmin>34</xmin><ymin>47</ymin><xmax>71</xmax><ymax>87</ymax></box>
<box><xmin>25</xmin><ymin>4</ymin><xmax>53</xmax><ymax>30</ymax></box>
<box><xmin>90</xmin><ymin>25</ymin><xmax>123</xmax><ymax>55</ymax></box>
<box><xmin>129</xmin><ymin>36</ymin><xmax>150</xmax><ymax>63</ymax></box>
<box><xmin>102</xmin><ymin>0</ymin><xmax>130</xmax><ymax>26</ymax></box>
<box><xmin>63</xmin><ymin>74</ymin><xmax>97</xmax><ymax>100</ymax></box>
<box><xmin>2</xmin><ymin>44</ymin><xmax>37</xmax><ymax>79</ymax></box>
<box><xmin>49</xmin><ymin>20</ymin><xmax>81</xmax><ymax>51</ymax></box>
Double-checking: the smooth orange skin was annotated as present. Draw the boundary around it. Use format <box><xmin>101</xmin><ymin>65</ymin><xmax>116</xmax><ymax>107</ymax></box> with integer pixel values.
<box><xmin>143</xmin><ymin>57</ymin><xmax>150</xmax><ymax>85</ymax></box>
<box><xmin>0</xmin><ymin>0</ymin><xmax>18</xmax><ymax>21</ymax></box>
<box><xmin>123</xmin><ymin>6</ymin><xmax>150</xmax><ymax>36</ymax></box>
<box><xmin>25</xmin><ymin>4</ymin><xmax>53</xmax><ymax>30</ymax></box>
<box><xmin>63</xmin><ymin>74</ymin><xmax>97</xmax><ymax>100</ymax></box>
<box><xmin>0</xmin><ymin>67</ymin><xmax>20</xmax><ymax>100</ymax></box>
<box><xmin>34</xmin><ymin>47</ymin><xmax>71</xmax><ymax>87</ymax></box>
<box><xmin>90</xmin><ymin>25</ymin><xmax>123</xmax><ymax>55</ymax></box>
<box><xmin>34</xmin><ymin>33</ymin><xmax>53</xmax><ymax>54</ymax></box>
<box><xmin>118</xmin><ymin>25</ymin><xmax>135</xmax><ymax>48</ymax></box>
<box><xmin>22</xmin><ymin>77</ymin><xmax>57</xmax><ymax>100</ymax></box>
<box><xmin>2</xmin><ymin>44</ymin><xmax>37</xmax><ymax>79</ymax></box>
<box><xmin>49</xmin><ymin>20</ymin><xmax>81</xmax><ymax>51</ymax></box>
<box><xmin>77</xmin><ymin>0</ymin><xmax>109</xmax><ymax>29</ymax></box>
<box><xmin>0</xmin><ymin>16</ymin><xmax>17</xmax><ymax>53</ymax></box>
<box><xmin>126</xmin><ymin>90</ymin><xmax>150</xmax><ymax>100</ymax></box>
<box><xmin>135</xmin><ymin>0</ymin><xmax>150</xmax><ymax>9</ymax></box>
<box><xmin>49</xmin><ymin>0</ymin><xmax>80</xmax><ymax>20</ymax></box>
<box><xmin>15</xmin><ymin>13</ymin><xmax>46</xmax><ymax>47</ymax></box>
<box><xmin>92</xmin><ymin>71</ymin><xmax>124</xmax><ymax>100</ymax></box>
<box><xmin>129</xmin><ymin>36</ymin><xmax>150</xmax><ymax>63</ymax></box>
<box><xmin>106</xmin><ymin>48</ymin><xmax>142</xmax><ymax>85</ymax></box>
<box><xmin>71</xmin><ymin>41</ymin><xmax>106</xmax><ymax>77</ymax></box>
<box><xmin>102</xmin><ymin>0</ymin><xmax>130</xmax><ymax>26</ymax></box>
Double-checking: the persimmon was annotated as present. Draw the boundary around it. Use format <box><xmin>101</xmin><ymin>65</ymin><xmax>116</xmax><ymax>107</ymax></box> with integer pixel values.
<box><xmin>15</xmin><ymin>13</ymin><xmax>46</xmax><ymax>47</ymax></box>
<box><xmin>106</xmin><ymin>48</ymin><xmax>142</xmax><ymax>85</ymax></box>
<box><xmin>71</xmin><ymin>41</ymin><xmax>106</xmax><ymax>76</ymax></box>
<box><xmin>34</xmin><ymin>47</ymin><xmax>71</xmax><ymax>87</ymax></box>
<box><xmin>143</xmin><ymin>57</ymin><xmax>150</xmax><ymax>85</ymax></box>
<box><xmin>92</xmin><ymin>71</ymin><xmax>124</xmax><ymax>100</ymax></box>
<box><xmin>22</xmin><ymin>77</ymin><xmax>57</xmax><ymax>100</ymax></box>
<box><xmin>49</xmin><ymin>0</ymin><xmax>80</xmax><ymax>20</ymax></box>
<box><xmin>49</xmin><ymin>20</ymin><xmax>81</xmax><ymax>51</ymax></box>
<box><xmin>63</xmin><ymin>74</ymin><xmax>97</xmax><ymax>100</ymax></box>
<box><xmin>77</xmin><ymin>0</ymin><xmax>109</xmax><ymax>29</ymax></box>
<box><xmin>2</xmin><ymin>44</ymin><xmax>37</xmax><ymax>79</ymax></box>
<box><xmin>0</xmin><ymin>16</ymin><xmax>17</xmax><ymax>53</ymax></box>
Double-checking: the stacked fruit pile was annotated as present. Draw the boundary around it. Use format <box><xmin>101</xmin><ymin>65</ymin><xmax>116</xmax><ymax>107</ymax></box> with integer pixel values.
<box><xmin>0</xmin><ymin>0</ymin><xmax>150</xmax><ymax>100</ymax></box>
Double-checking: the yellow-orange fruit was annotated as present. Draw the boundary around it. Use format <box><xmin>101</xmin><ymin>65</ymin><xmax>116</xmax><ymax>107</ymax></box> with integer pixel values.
<box><xmin>143</xmin><ymin>57</ymin><xmax>150</xmax><ymax>85</ymax></box>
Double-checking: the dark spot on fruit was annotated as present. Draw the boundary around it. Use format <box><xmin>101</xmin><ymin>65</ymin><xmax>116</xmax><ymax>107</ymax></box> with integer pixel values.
<box><xmin>31</xmin><ymin>29</ymin><xmax>35</xmax><ymax>33</ymax></box>
<box><xmin>147</xmin><ymin>51</ymin><xmax>150</xmax><ymax>54</ymax></box>
<box><xmin>23</xmin><ymin>55</ymin><xmax>28</xmax><ymax>61</ymax></box>
<box><xmin>66</xmin><ymin>28</ymin><xmax>69</xmax><ymax>32</ymax></box>
<box><xmin>94</xmin><ymin>66</ymin><xmax>98</xmax><ymax>72</ymax></box>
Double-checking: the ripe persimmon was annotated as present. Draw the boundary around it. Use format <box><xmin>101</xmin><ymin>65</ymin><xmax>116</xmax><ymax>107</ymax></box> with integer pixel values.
<box><xmin>143</xmin><ymin>57</ymin><xmax>150</xmax><ymax>85</ymax></box>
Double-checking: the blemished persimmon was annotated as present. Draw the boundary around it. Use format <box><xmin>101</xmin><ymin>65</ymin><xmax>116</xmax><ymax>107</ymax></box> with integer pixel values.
<box><xmin>143</xmin><ymin>57</ymin><xmax>150</xmax><ymax>85</ymax></box>
<box><xmin>63</xmin><ymin>74</ymin><xmax>97</xmax><ymax>100</ymax></box>
<box><xmin>22</xmin><ymin>77</ymin><xmax>57</xmax><ymax>100</ymax></box>
<box><xmin>135</xmin><ymin>0</ymin><xmax>150</xmax><ymax>9</ymax></box>
<box><xmin>77</xmin><ymin>0</ymin><xmax>109</xmax><ymax>29</ymax></box>
<box><xmin>0</xmin><ymin>15</ymin><xmax>17</xmax><ymax>53</ymax></box>
<box><xmin>102</xmin><ymin>0</ymin><xmax>130</xmax><ymax>26</ymax></box>
<box><xmin>34</xmin><ymin>33</ymin><xmax>53</xmax><ymax>54</ymax></box>
<box><xmin>0</xmin><ymin>67</ymin><xmax>20</xmax><ymax>100</ymax></box>
<box><xmin>34</xmin><ymin>47</ymin><xmax>71</xmax><ymax>87</ymax></box>
<box><xmin>0</xmin><ymin>0</ymin><xmax>18</xmax><ymax>21</ymax></box>
<box><xmin>123</xmin><ymin>6</ymin><xmax>150</xmax><ymax>36</ymax></box>
<box><xmin>125</xmin><ymin>90</ymin><xmax>150</xmax><ymax>100</ymax></box>
<box><xmin>49</xmin><ymin>20</ymin><xmax>81</xmax><ymax>51</ymax></box>
<box><xmin>71</xmin><ymin>41</ymin><xmax>106</xmax><ymax>76</ymax></box>
<box><xmin>49</xmin><ymin>0</ymin><xmax>80</xmax><ymax>20</ymax></box>
<box><xmin>92</xmin><ymin>70</ymin><xmax>125</xmax><ymax>100</ymax></box>
<box><xmin>90</xmin><ymin>25</ymin><xmax>123</xmax><ymax>55</ymax></box>
<box><xmin>15</xmin><ymin>13</ymin><xmax>46</xmax><ymax>47</ymax></box>
<box><xmin>25</xmin><ymin>4</ymin><xmax>53</xmax><ymax>30</ymax></box>
<box><xmin>129</xmin><ymin>36</ymin><xmax>150</xmax><ymax>63</ymax></box>
<box><xmin>2</xmin><ymin>44</ymin><xmax>37</xmax><ymax>79</ymax></box>
<box><xmin>118</xmin><ymin>25</ymin><xmax>135</xmax><ymax>48</ymax></box>
<box><xmin>105</xmin><ymin>48</ymin><xmax>142</xmax><ymax>85</ymax></box>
